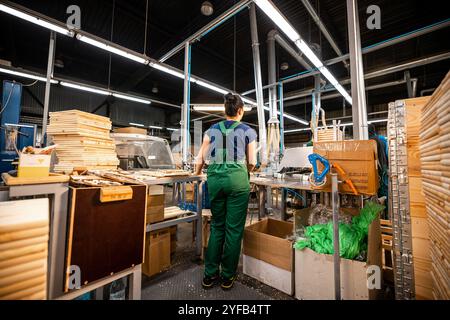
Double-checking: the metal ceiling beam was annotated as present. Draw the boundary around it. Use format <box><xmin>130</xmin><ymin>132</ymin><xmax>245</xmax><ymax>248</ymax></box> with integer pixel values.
<box><xmin>281</xmin><ymin>51</ymin><xmax>450</xmax><ymax>105</ymax></box>
<box><xmin>300</xmin><ymin>0</ymin><xmax>348</xmax><ymax>68</ymax></box>
<box><xmin>284</xmin><ymin>79</ymin><xmax>415</xmax><ymax>107</ymax></box>
<box><xmin>242</xmin><ymin>18</ymin><xmax>450</xmax><ymax>94</ymax></box>
<box><xmin>158</xmin><ymin>0</ymin><xmax>252</xmax><ymax>63</ymax></box>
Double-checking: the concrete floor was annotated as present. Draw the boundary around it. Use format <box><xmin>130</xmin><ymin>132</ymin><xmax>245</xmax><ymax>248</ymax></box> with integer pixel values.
<box><xmin>141</xmin><ymin>206</ymin><xmax>293</xmax><ymax>300</ymax></box>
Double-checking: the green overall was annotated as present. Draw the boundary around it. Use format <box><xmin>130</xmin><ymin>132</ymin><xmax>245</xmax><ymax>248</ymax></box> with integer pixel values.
<box><xmin>204</xmin><ymin>121</ymin><xmax>250</xmax><ymax>279</ymax></box>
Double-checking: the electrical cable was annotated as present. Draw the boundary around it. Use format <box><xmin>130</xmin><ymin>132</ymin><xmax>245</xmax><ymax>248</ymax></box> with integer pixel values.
<box><xmin>0</xmin><ymin>81</ymin><xmax>15</xmax><ymax>116</ymax></box>
<box><xmin>21</xmin><ymin>80</ymin><xmax>39</xmax><ymax>87</ymax></box>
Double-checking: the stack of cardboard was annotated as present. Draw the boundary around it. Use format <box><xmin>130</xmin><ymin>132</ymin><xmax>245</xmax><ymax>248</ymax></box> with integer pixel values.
<box><xmin>0</xmin><ymin>198</ymin><xmax>49</xmax><ymax>300</ymax></box>
<box><xmin>419</xmin><ymin>71</ymin><xmax>450</xmax><ymax>300</ymax></box>
<box><xmin>47</xmin><ymin>110</ymin><xmax>119</xmax><ymax>173</ymax></box>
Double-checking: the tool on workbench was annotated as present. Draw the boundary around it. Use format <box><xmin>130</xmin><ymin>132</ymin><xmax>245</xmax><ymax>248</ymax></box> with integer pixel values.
<box><xmin>308</xmin><ymin>153</ymin><xmax>358</xmax><ymax>195</ymax></box>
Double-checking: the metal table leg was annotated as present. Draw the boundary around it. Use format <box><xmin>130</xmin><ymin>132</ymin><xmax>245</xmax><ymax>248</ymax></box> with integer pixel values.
<box><xmin>331</xmin><ymin>173</ymin><xmax>341</xmax><ymax>300</ymax></box>
<box><xmin>195</xmin><ymin>182</ymin><xmax>204</xmax><ymax>257</ymax></box>
<box><xmin>128</xmin><ymin>264</ymin><xmax>142</xmax><ymax>300</ymax></box>
<box><xmin>280</xmin><ymin>188</ymin><xmax>287</xmax><ymax>221</ymax></box>
<box><xmin>258</xmin><ymin>186</ymin><xmax>265</xmax><ymax>220</ymax></box>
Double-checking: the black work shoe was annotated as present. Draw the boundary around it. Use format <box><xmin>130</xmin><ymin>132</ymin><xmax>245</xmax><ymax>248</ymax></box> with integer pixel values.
<box><xmin>220</xmin><ymin>275</ymin><xmax>237</xmax><ymax>290</ymax></box>
<box><xmin>202</xmin><ymin>274</ymin><xmax>219</xmax><ymax>289</ymax></box>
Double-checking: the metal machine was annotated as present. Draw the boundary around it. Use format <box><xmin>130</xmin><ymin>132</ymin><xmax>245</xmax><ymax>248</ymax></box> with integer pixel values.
<box><xmin>0</xmin><ymin>81</ymin><xmax>37</xmax><ymax>173</ymax></box>
<box><xmin>111</xmin><ymin>133</ymin><xmax>175</xmax><ymax>170</ymax></box>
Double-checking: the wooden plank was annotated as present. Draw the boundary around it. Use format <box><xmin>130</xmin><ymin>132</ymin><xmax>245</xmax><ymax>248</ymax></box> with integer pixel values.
<box><xmin>2</xmin><ymin>172</ymin><xmax>69</xmax><ymax>186</ymax></box>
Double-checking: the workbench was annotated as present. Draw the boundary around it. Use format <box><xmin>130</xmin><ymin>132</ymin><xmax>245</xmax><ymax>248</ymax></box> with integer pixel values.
<box><xmin>136</xmin><ymin>174</ymin><xmax>205</xmax><ymax>257</ymax></box>
<box><xmin>0</xmin><ymin>173</ymin><xmax>142</xmax><ymax>300</ymax></box>
<box><xmin>250</xmin><ymin>175</ymin><xmax>315</xmax><ymax>220</ymax></box>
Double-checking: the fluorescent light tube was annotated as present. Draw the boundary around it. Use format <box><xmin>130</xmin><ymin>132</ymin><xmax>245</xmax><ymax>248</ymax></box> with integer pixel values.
<box><xmin>0</xmin><ymin>4</ymin><xmax>72</xmax><ymax>36</ymax></box>
<box><xmin>60</xmin><ymin>81</ymin><xmax>110</xmax><ymax>95</ymax></box>
<box><xmin>0</xmin><ymin>67</ymin><xmax>58</xmax><ymax>84</ymax></box>
<box><xmin>112</xmin><ymin>93</ymin><xmax>151</xmax><ymax>104</ymax></box>
<box><xmin>284</xmin><ymin>128</ymin><xmax>310</xmax><ymax>133</ymax></box>
<box><xmin>241</xmin><ymin>97</ymin><xmax>257</xmax><ymax>105</ymax></box>
<box><xmin>77</xmin><ymin>34</ymin><xmax>149</xmax><ymax>64</ymax></box>
<box><xmin>262</xmin><ymin>105</ymin><xmax>309</xmax><ymax>126</ymax></box>
<box><xmin>253</xmin><ymin>0</ymin><xmax>353</xmax><ymax>105</ymax></box>
<box><xmin>193</xmin><ymin>105</ymin><xmax>252</xmax><ymax>112</ymax></box>
<box><xmin>253</xmin><ymin>0</ymin><xmax>299</xmax><ymax>42</ymax></box>
<box><xmin>195</xmin><ymin>80</ymin><xmax>229</xmax><ymax>95</ymax></box>
<box><xmin>129</xmin><ymin>122</ymin><xmax>145</xmax><ymax>127</ymax></box>
<box><xmin>149</xmin><ymin>125</ymin><xmax>163</xmax><ymax>130</ymax></box>
<box><xmin>167</xmin><ymin>128</ymin><xmax>179</xmax><ymax>131</ymax></box>
<box><xmin>368</xmin><ymin>119</ymin><xmax>388</xmax><ymax>124</ymax></box>
<box><xmin>149</xmin><ymin>62</ymin><xmax>185</xmax><ymax>79</ymax></box>
<box><xmin>285</xmin><ymin>122</ymin><xmax>356</xmax><ymax>134</ymax></box>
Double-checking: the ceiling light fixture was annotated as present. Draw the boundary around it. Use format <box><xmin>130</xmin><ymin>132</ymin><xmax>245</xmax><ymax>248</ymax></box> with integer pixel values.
<box><xmin>201</xmin><ymin>1</ymin><xmax>214</xmax><ymax>16</ymax></box>
<box><xmin>0</xmin><ymin>4</ymin><xmax>73</xmax><ymax>37</ymax></box>
<box><xmin>129</xmin><ymin>122</ymin><xmax>145</xmax><ymax>127</ymax></box>
<box><xmin>194</xmin><ymin>80</ymin><xmax>229</xmax><ymax>95</ymax></box>
<box><xmin>112</xmin><ymin>93</ymin><xmax>151</xmax><ymax>104</ymax></box>
<box><xmin>149</xmin><ymin>62</ymin><xmax>185</xmax><ymax>79</ymax></box>
<box><xmin>192</xmin><ymin>104</ymin><xmax>252</xmax><ymax>112</ymax></box>
<box><xmin>60</xmin><ymin>81</ymin><xmax>110</xmax><ymax>95</ymax></box>
<box><xmin>149</xmin><ymin>125</ymin><xmax>163</xmax><ymax>130</ymax></box>
<box><xmin>254</xmin><ymin>0</ymin><xmax>352</xmax><ymax>105</ymax></box>
<box><xmin>0</xmin><ymin>67</ymin><xmax>58</xmax><ymax>84</ymax></box>
<box><xmin>167</xmin><ymin>128</ymin><xmax>179</xmax><ymax>131</ymax></box>
<box><xmin>76</xmin><ymin>34</ymin><xmax>149</xmax><ymax>64</ymax></box>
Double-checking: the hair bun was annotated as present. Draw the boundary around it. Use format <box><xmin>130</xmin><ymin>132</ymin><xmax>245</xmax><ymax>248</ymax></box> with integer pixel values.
<box><xmin>224</xmin><ymin>93</ymin><xmax>235</xmax><ymax>103</ymax></box>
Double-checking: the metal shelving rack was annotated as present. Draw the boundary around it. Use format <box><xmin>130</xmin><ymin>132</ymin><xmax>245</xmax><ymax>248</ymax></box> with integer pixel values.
<box><xmin>388</xmin><ymin>100</ymin><xmax>416</xmax><ymax>300</ymax></box>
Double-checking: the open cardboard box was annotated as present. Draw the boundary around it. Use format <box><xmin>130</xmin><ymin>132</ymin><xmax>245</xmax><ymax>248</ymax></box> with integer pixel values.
<box><xmin>243</xmin><ymin>218</ymin><xmax>294</xmax><ymax>295</ymax></box>
<box><xmin>294</xmin><ymin>208</ymin><xmax>382</xmax><ymax>300</ymax></box>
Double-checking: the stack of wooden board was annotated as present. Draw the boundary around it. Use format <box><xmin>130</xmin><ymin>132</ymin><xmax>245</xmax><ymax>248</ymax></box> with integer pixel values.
<box><xmin>47</xmin><ymin>110</ymin><xmax>119</xmax><ymax>173</ymax></box>
<box><xmin>388</xmin><ymin>96</ymin><xmax>432</xmax><ymax>300</ymax></box>
<box><xmin>419</xmin><ymin>71</ymin><xmax>450</xmax><ymax>300</ymax></box>
<box><xmin>0</xmin><ymin>198</ymin><xmax>49</xmax><ymax>300</ymax></box>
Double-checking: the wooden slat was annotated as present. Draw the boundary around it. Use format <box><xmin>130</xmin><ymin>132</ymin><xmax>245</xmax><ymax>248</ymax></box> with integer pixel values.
<box><xmin>419</xmin><ymin>71</ymin><xmax>450</xmax><ymax>300</ymax></box>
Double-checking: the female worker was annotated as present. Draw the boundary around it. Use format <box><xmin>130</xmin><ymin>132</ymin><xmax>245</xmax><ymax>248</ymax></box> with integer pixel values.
<box><xmin>195</xmin><ymin>93</ymin><xmax>257</xmax><ymax>290</ymax></box>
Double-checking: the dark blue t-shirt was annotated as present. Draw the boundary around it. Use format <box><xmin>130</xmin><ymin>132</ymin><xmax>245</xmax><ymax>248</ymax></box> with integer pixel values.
<box><xmin>205</xmin><ymin>120</ymin><xmax>257</xmax><ymax>163</ymax></box>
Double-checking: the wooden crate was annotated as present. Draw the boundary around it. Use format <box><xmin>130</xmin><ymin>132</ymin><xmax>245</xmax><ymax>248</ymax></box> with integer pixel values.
<box><xmin>419</xmin><ymin>71</ymin><xmax>450</xmax><ymax>300</ymax></box>
<box><xmin>142</xmin><ymin>229</ymin><xmax>170</xmax><ymax>277</ymax></box>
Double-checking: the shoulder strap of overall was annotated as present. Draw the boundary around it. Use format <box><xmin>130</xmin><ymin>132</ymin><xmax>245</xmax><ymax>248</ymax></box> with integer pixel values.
<box><xmin>218</xmin><ymin>121</ymin><xmax>240</xmax><ymax>136</ymax></box>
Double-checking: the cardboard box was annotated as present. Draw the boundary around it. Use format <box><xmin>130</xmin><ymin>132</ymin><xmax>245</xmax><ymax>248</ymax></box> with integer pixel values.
<box><xmin>146</xmin><ymin>185</ymin><xmax>165</xmax><ymax>224</ymax></box>
<box><xmin>313</xmin><ymin>140</ymin><xmax>379</xmax><ymax>195</ymax></box>
<box><xmin>294</xmin><ymin>211</ymin><xmax>382</xmax><ymax>300</ymax></box>
<box><xmin>243</xmin><ymin>218</ymin><xmax>294</xmax><ymax>295</ymax></box>
<box><xmin>18</xmin><ymin>153</ymin><xmax>51</xmax><ymax>178</ymax></box>
<box><xmin>114</xmin><ymin>127</ymin><xmax>148</xmax><ymax>135</ymax></box>
<box><xmin>169</xmin><ymin>226</ymin><xmax>177</xmax><ymax>254</ymax></box>
<box><xmin>142</xmin><ymin>229</ymin><xmax>171</xmax><ymax>277</ymax></box>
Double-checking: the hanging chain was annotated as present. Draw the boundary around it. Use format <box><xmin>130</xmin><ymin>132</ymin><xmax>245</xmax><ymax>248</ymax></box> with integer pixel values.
<box><xmin>144</xmin><ymin>0</ymin><xmax>149</xmax><ymax>55</ymax></box>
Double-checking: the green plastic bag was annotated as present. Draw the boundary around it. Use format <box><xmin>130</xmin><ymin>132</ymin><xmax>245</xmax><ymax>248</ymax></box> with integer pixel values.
<box><xmin>294</xmin><ymin>202</ymin><xmax>384</xmax><ymax>260</ymax></box>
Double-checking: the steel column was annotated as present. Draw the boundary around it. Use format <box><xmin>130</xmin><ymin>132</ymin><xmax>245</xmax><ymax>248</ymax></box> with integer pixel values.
<box><xmin>41</xmin><ymin>31</ymin><xmax>56</xmax><ymax>146</ymax></box>
<box><xmin>278</xmin><ymin>83</ymin><xmax>284</xmax><ymax>155</ymax></box>
<box><xmin>249</xmin><ymin>3</ymin><xmax>267</xmax><ymax>165</ymax></box>
<box><xmin>331</xmin><ymin>173</ymin><xmax>341</xmax><ymax>300</ymax></box>
<box><xmin>267</xmin><ymin>31</ymin><xmax>277</xmax><ymax>121</ymax></box>
<box><xmin>313</xmin><ymin>74</ymin><xmax>321</xmax><ymax>142</ymax></box>
<box><xmin>346</xmin><ymin>0</ymin><xmax>368</xmax><ymax>140</ymax></box>
<box><xmin>182</xmin><ymin>43</ymin><xmax>192</xmax><ymax>166</ymax></box>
